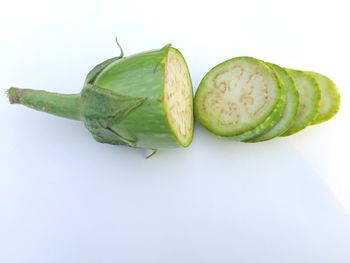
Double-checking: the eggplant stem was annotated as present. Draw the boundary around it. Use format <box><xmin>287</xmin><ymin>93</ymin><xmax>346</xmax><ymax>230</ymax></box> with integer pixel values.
<box><xmin>146</xmin><ymin>149</ymin><xmax>157</xmax><ymax>159</ymax></box>
<box><xmin>7</xmin><ymin>87</ymin><xmax>81</xmax><ymax>121</ymax></box>
<box><xmin>115</xmin><ymin>37</ymin><xmax>124</xmax><ymax>58</ymax></box>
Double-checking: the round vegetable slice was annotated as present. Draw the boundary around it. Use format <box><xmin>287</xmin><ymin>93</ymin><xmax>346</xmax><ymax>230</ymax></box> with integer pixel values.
<box><xmin>248</xmin><ymin>63</ymin><xmax>299</xmax><ymax>142</ymax></box>
<box><xmin>281</xmin><ymin>69</ymin><xmax>321</xmax><ymax>136</ymax></box>
<box><xmin>306</xmin><ymin>71</ymin><xmax>340</xmax><ymax>125</ymax></box>
<box><xmin>194</xmin><ymin>57</ymin><xmax>283</xmax><ymax>140</ymax></box>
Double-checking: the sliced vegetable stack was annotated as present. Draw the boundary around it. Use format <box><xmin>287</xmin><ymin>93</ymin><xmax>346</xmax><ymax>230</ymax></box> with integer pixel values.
<box><xmin>194</xmin><ymin>57</ymin><xmax>340</xmax><ymax>142</ymax></box>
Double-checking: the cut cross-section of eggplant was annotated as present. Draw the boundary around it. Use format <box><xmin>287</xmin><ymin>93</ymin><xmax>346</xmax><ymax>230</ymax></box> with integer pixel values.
<box><xmin>194</xmin><ymin>57</ymin><xmax>284</xmax><ymax>140</ymax></box>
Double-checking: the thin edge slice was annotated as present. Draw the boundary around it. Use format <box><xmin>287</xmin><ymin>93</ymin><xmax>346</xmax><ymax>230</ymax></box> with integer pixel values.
<box><xmin>281</xmin><ymin>69</ymin><xmax>321</xmax><ymax>136</ymax></box>
<box><xmin>306</xmin><ymin>71</ymin><xmax>340</xmax><ymax>125</ymax></box>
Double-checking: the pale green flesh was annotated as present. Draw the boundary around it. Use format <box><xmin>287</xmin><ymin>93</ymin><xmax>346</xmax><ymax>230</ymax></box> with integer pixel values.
<box><xmin>281</xmin><ymin>69</ymin><xmax>321</xmax><ymax>136</ymax></box>
<box><xmin>194</xmin><ymin>57</ymin><xmax>281</xmax><ymax>138</ymax></box>
<box><xmin>93</xmin><ymin>47</ymin><xmax>193</xmax><ymax>149</ymax></box>
<box><xmin>237</xmin><ymin>92</ymin><xmax>284</xmax><ymax>141</ymax></box>
<box><xmin>248</xmin><ymin>63</ymin><xmax>299</xmax><ymax>142</ymax></box>
<box><xmin>306</xmin><ymin>71</ymin><xmax>340</xmax><ymax>125</ymax></box>
<box><xmin>163</xmin><ymin>48</ymin><xmax>194</xmax><ymax>147</ymax></box>
<box><xmin>238</xmin><ymin>62</ymin><xmax>286</xmax><ymax>141</ymax></box>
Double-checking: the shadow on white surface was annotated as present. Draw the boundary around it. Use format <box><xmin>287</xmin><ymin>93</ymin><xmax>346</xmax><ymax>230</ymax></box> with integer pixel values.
<box><xmin>1</xmin><ymin>117</ymin><xmax>350</xmax><ymax>263</ymax></box>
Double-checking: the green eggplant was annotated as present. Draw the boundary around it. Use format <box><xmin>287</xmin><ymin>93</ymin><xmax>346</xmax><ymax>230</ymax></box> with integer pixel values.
<box><xmin>8</xmin><ymin>40</ymin><xmax>194</xmax><ymax>153</ymax></box>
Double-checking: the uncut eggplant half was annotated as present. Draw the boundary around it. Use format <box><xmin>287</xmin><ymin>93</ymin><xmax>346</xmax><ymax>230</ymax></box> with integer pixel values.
<box><xmin>8</xmin><ymin>41</ymin><xmax>194</xmax><ymax>150</ymax></box>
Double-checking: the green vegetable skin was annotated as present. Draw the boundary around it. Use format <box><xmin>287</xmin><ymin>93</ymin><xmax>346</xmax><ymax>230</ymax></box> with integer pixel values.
<box><xmin>8</xmin><ymin>42</ymin><xmax>194</xmax><ymax>150</ymax></box>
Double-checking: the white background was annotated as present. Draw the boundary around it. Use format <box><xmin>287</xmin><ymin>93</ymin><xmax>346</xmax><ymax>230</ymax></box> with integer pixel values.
<box><xmin>1</xmin><ymin>0</ymin><xmax>350</xmax><ymax>262</ymax></box>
